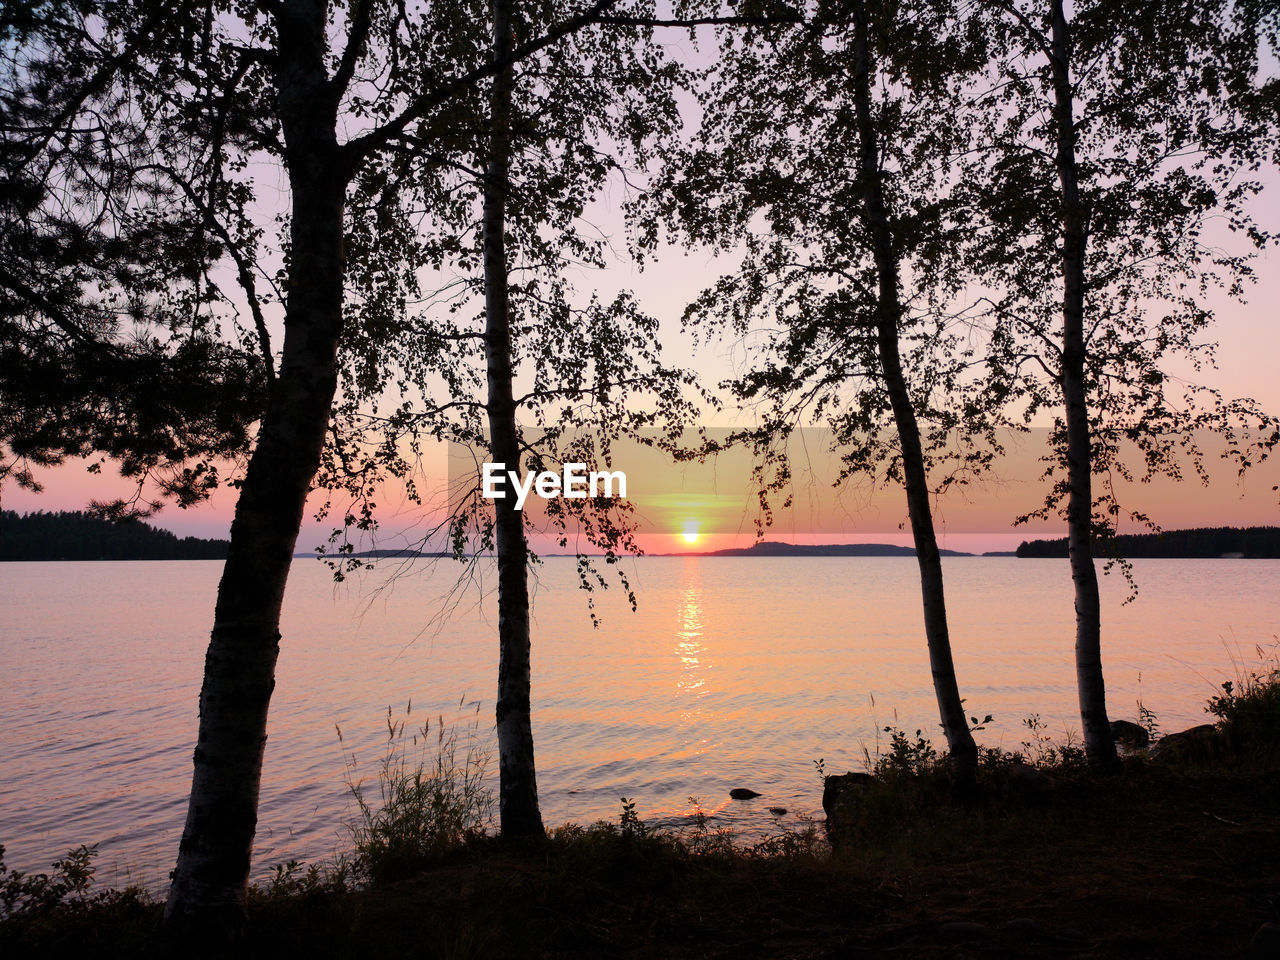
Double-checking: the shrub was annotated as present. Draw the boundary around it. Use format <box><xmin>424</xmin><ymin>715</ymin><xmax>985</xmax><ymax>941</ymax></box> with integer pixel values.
<box><xmin>0</xmin><ymin>843</ymin><xmax>155</xmax><ymax>955</ymax></box>
<box><xmin>680</xmin><ymin>797</ymin><xmax>738</xmax><ymax>857</ymax></box>
<box><xmin>247</xmin><ymin>857</ymin><xmax>352</xmax><ymax>906</ymax></box>
<box><xmin>1018</xmin><ymin>714</ymin><xmax>1087</xmax><ymax>771</ymax></box>
<box><xmin>873</xmin><ymin>726</ymin><xmax>942</xmax><ymax>780</ymax></box>
<box><xmin>1206</xmin><ymin>645</ymin><xmax>1280</xmax><ymax>763</ymax></box>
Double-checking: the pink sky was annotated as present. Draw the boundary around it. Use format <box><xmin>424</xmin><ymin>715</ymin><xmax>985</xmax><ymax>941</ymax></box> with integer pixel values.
<box><xmin>8</xmin><ymin>419</ymin><xmax>1278</xmax><ymax>557</ymax></box>
<box><xmin>7</xmin><ymin>168</ymin><xmax>1280</xmax><ymax>554</ymax></box>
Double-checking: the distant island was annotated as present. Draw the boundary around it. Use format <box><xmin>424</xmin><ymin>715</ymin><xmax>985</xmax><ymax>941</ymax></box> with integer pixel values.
<box><xmin>660</xmin><ymin>540</ymin><xmax>975</xmax><ymax>558</ymax></box>
<box><xmin>0</xmin><ymin>510</ymin><xmax>230</xmax><ymax>561</ymax></box>
<box><xmin>1016</xmin><ymin>525</ymin><xmax>1280</xmax><ymax>559</ymax></box>
<box><xmin>8</xmin><ymin>512</ymin><xmax>1275</xmax><ymax>562</ymax></box>
<box><xmin>295</xmin><ymin>544</ymin><xmax>976</xmax><ymax>559</ymax></box>
<box><xmin>293</xmin><ymin>548</ymin><xmax>454</xmax><ymax>559</ymax></box>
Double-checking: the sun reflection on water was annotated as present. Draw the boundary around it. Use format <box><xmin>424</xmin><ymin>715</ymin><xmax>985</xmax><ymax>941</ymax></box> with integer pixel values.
<box><xmin>675</xmin><ymin>559</ymin><xmax>714</xmax><ymax>749</ymax></box>
<box><xmin>676</xmin><ymin>572</ymin><xmax>705</xmax><ymax>692</ymax></box>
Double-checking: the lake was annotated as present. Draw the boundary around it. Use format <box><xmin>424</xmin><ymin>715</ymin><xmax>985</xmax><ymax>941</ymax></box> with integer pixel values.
<box><xmin>1</xmin><ymin>556</ymin><xmax>1277</xmax><ymax>891</ymax></box>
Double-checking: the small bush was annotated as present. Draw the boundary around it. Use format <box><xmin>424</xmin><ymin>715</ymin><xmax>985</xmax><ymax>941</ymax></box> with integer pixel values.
<box><xmin>1206</xmin><ymin>646</ymin><xmax>1280</xmax><ymax>763</ymax></box>
<box><xmin>680</xmin><ymin>797</ymin><xmax>738</xmax><ymax>857</ymax></box>
<box><xmin>1014</xmin><ymin>714</ymin><xmax>1083</xmax><ymax>770</ymax></box>
<box><xmin>345</xmin><ymin>703</ymin><xmax>495</xmax><ymax>885</ymax></box>
<box><xmin>0</xmin><ymin>843</ymin><xmax>155</xmax><ymax>955</ymax></box>
<box><xmin>747</xmin><ymin>813</ymin><xmax>824</xmax><ymax>860</ymax></box>
<box><xmin>873</xmin><ymin>726</ymin><xmax>942</xmax><ymax>780</ymax></box>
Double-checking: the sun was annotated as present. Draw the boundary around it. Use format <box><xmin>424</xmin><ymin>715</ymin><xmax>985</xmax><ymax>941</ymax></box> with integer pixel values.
<box><xmin>681</xmin><ymin>521</ymin><xmax>700</xmax><ymax>544</ymax></box>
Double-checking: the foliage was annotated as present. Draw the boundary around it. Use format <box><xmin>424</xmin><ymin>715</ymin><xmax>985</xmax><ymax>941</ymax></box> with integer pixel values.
<box><xmin>968</xmin><ymin>0</ymin><xmax>1280</xmax><ymax>552</ymax></box>
<box><xmin>314</xmin><ymin>0</ymin><xmax>704</xmax><ymax>616</ymax></box>
<box><xmin>344</xmin><ymin>704</ymin><xmax>495</xmax><ymax>885</ymax></box>
<box><xmin>1016</xmin><ymin>526</ymin><xmax>1280</xmax><ymax>559</ymax></box>
<box><xmin>548</xmin><ymin>796</ymin><xmax>824</xmax><ymax>877</ymax></box>
<box><xmin>0</xmin><ymin>843</ymin><xmax>155</xmax><ymax>953</ymax></box>
<box><xmin>643</xmin><ymin>0</ymin><xmax>1018</xmax><ymax>778</ymax></box>
<box><xmin>247</xmin><ymin>859</ymin><xmax>352</xmax><ymax>905</ymax></box>
<box><xmin>745</xmin><ymin>814</ymin><xmax>824</xmax><ymax>860</ymax></box>
<box><xmin>1018</xmin><ymin>714</ymin><xmax>1086</xmax><ymax>770</ymax></box>
<box><xmin>1206</xmin><ymin>643</ymin><xmax>1280</xmax><ymax>762</ymax></box>
<box><xmin>644</xmin><ymin>0</ymin><xmax>1016</xmax><ymax>524</ymax></box>
<box><xmin>618</xmin><ymin>797</ymin><xmax>647</xmax><ymax>840</ymax></box>
<box><xmin>0</xmin><ymin>2</ymin><xmax>269</xmax><ymax>516</ymax></box>
<box><xmin>678</xmin><ymin>798</ymin><xmax>739</xmax><ymax>857</ymax></box>
<box><xmin>2</xmin><ymin>844</ymin><xmax>99</xmax><ymax>919</ymax></box>
<box><xmin>873</xmin><ymin>726</ymin><xmax>941</xmax><ymax>780</ymax></box>
<box><xmin>1137</xmin><ymin>701</ymin><xmax>1161</xmax><ymax>741</ymax></box>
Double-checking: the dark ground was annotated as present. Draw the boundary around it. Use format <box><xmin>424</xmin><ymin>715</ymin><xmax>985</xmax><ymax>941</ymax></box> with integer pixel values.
<box><xmin>290</xmin><ymin>768</ymin><xmax>1279</xmax><ymax>959</ymax></box>
<box><xmin>11</xmin><ymin>762</ymin><xmax>1276</xmax><ymax>959</ymax></box>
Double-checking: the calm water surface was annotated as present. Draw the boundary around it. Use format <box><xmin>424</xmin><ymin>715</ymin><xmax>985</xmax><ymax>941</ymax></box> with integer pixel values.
<box><xmin>1</xmin><ymin>556</ymin><xmax>1276</xmax><ymax>890</ymax></box>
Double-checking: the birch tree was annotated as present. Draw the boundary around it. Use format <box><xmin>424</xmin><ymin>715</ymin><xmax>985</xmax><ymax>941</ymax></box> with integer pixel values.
<box><xmin>647</xmin><ymin>0</ymin><xmax>1008</xmax><ymax>783</ymax></box>
<box><xmin>316</xmin><ymin>0</ymin><xmax>697</xmax><ymax>836</ymax></box>
<box><xmin>3</xmin><ymin>0</ymin><xmax>638</xmax><ymax>935</ymax></box>
<box><xmin>8</xmin><ymin>0</ymin><xmax>705</xmax><ymax>933</ymax></box>
<box><xmin>160</xmin><ymin>0</ymin><xmax>679</xmax><ymax>932</ymax></box>
<box><xmin>483</xmin><ymin>0</ymin><xmax>543</xmax><ymax>838</ymax></box>
<box><xmin>973</xmin><ymin>0</ymin><xmax>1279</xmax><ymax>769</ymax></box>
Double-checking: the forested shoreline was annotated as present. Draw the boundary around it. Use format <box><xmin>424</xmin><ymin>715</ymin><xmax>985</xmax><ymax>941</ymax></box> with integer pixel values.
<box><xmin>0</xmin><ymin>511</ymin><xmax>229</xmax><ymax>561</ymax></box>
<box><xmin>1016</xmin><ymin>526</ymin><xmax>1280</xmax><ymax>559</ymax></box>
<box><xmin>6</xmin><ymin>514</ymin><xmax>1279</xmax><ymax>561</ymax></box>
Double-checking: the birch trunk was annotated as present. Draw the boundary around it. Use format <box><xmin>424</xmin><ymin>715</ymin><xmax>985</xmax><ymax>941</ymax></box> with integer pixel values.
<box><xmin>165</xmin><ymin>0</ymin><xmax>351</xmax><ymax>932</ymax></box>
<box><xmin>851</xmin><ymin>6</ymin><xmax>978</xmax><ymax>784</ymax></box>
<box><xmin>483</xmin><ymin>0</ymin><xmax>544</xmax><ymax>837</ymax></box>
<box><xmin>1047</xmin><ymin>0</ymin><xmax>1118</xmax><ymax>771</ymax></box>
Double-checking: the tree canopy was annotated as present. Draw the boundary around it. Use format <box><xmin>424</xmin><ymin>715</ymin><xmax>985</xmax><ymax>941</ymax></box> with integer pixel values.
<box><xmin>0</xmin><ymin>3</ymin><xmax>269</xmax><ymax>516</ymax></box>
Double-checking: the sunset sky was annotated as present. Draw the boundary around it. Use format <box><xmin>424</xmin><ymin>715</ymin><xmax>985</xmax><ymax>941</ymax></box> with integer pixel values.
<box><xmin>6</xmin><ymin>172</ymin><xmax>1280</xmax><ymax>555</ymax></box>
<box><xmin>10</xmin><ymin>414</ymin><xmax>1279</xmax><ymax>557</ymax></box>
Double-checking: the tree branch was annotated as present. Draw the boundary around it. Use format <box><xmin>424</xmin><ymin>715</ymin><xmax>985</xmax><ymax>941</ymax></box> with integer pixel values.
<box><xmin>345</xmin><ymin>0</ymin><xmax>621</xmax><ymax>162</ymax></box>
<box><xmin>331</xmin><ymin>0</ymin><xmax>374</xmax><ymax>98</ymax></box>
<box><xmin>991</xmin><ymin>0</ymin><xmax>1056</xmax><ymax>65</ymax></box>
<box><xmin>139</xmin><ymin>163</ymin><xmax>277</xmax><ymax>382</ymax></box>
<box><xmin>597</xmin><ymin>14</ymin><xmax>802</xmax><ymax>27</ymax></box>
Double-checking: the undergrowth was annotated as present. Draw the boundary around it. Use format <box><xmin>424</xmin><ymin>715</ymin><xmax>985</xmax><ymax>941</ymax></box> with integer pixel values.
<box><xmin>343</xmin><ymin>701</ymin><xmax>495</xmax><ymax>885</ymax></box>
<box><xmin>1206</xmin><ymin>641</ymin><xmax>1280</xmax><ymax>765</ymax></box>
<box><xmin>0</xmin><ymin>843</ymin><xmax>156</xmax><ymax>956</ymax></box>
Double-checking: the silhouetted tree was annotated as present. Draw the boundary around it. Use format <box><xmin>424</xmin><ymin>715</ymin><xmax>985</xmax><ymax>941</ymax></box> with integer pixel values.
<box><xmin>646</xmin><ymin>0</ymin><xmax>1010</xmax><ymax>783</ymax></box>
<box><xmin>0</xmin><ymin>510</ymin><xmax>230</xmax><ymax>560</ymax></box>
<box><xmin>153</xmin><ymin>0</ymin><xmax>662</xmax><ymax>935</ymax></box>
<box><xmin>314</xmin><ymin>0</ymin><xmax>698</xmax><ymax>836</ymax></box>
<box><xmin>1016</xmin><ymin>526</ymin><xmax>1280</xmax><ymax>559</ymax></box>
<box><xmin>0</xmin><ymin>5</ymin><xmax>267</xmax><ymax>516</ymax></box>
<box><xmin>7</xmin><ymin>0</ymin><xmax>644</xmax><ymax>935</ymax></box>
<box><xmin>973</xmin><ymin>0</ymin><xmax>1279</xmax><ymax>769</ymax></box>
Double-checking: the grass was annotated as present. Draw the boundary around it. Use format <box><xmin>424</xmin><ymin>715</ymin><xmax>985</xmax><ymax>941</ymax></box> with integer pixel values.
<box><xmin>5</xmin><ymin>652</ymin><xmax>1280</xmax><ymax>958</ymax></box>
<box><xmin>342</xmin><ymin>701</ymin><xmax>494</xmax><ymax>885</ymax></box>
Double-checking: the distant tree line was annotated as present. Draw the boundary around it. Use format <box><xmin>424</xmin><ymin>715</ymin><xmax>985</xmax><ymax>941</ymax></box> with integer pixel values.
<box><xmin>1017</xmin><ymin>527</ymin><xmax>1280</xmax><ymax>559</ymax></box>
<box><xmin>0</xmin><ymin>510</ymin><xmax>229</xmax><ymax>561</ymax></box>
